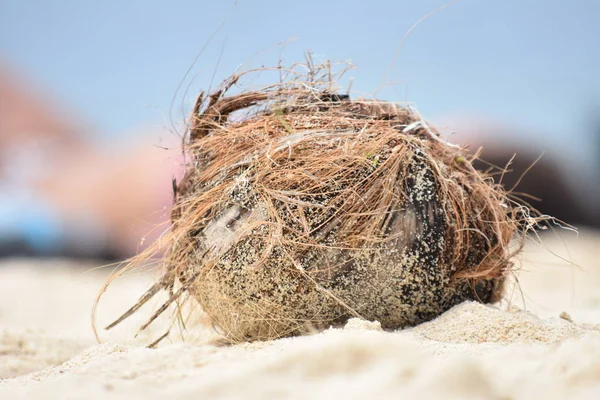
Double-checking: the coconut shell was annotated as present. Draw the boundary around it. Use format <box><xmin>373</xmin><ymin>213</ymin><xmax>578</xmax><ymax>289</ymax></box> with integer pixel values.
<box><xmin>102</xmin><ymin>62</ymin><xmax>535</xmax><ymax>344</ymax></box>
<box><xmin>167</xmin><ymin>96</ymin><xmax>518</xmax><ymax>342</ymax></box>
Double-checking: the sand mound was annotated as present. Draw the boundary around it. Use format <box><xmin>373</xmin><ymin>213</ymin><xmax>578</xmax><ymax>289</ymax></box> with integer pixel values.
<box><xmin>413</xmin><ymin>301</ymin><xmax>597</xmax><ymax>344</ymax></box>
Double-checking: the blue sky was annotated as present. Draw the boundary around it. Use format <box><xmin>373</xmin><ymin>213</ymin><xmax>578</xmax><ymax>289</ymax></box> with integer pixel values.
<box><xmin>1</xmin><ymin>1</ymin><xmax>599</xmax><ymax>163</ymax></box>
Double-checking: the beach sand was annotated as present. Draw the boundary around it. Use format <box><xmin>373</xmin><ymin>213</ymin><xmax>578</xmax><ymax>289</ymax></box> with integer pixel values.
<box><xmin>1</xmin><ymin>229</ymin><xmax>599</xmax><ymax>399</ymax></box>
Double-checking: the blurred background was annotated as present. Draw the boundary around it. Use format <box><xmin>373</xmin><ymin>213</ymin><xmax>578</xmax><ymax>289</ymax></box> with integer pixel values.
<box><xmin>1</xmin><ymin>0</ymin><xmax>599</xmax><ymax>260</ymax></box>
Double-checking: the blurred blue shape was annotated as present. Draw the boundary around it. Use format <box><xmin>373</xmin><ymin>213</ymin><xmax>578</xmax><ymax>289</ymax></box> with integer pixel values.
<box><xmin>0</xmin><ymin>188</ymin><xmax>64</xmax><ymax>254</ymax></box>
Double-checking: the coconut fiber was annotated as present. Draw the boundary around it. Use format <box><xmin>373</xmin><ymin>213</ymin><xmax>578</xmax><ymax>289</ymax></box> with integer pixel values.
<box><xmin>101</xmin><ymin>60</ymin><xmax>539</xmax><ymax>344</ymax></box>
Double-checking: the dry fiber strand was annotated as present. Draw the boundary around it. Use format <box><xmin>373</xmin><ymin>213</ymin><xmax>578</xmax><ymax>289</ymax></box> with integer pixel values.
<box><xmin>100</xmin><ymin>59</ymin><xmax>542</xmax><ymax>344</ymax></box>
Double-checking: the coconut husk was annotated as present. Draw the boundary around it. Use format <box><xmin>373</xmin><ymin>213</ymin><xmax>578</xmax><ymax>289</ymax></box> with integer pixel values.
<box><xmin>98</xmin><ymin>59</ymin><xmax>544</xmax><ymax>344</ymax></box>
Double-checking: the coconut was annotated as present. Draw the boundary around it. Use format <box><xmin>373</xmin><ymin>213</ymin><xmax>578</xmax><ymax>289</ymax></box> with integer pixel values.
<box><xmin>100</xmin><ymin>60</ymin><xmax>540</xmax><ymax>344</ymax></box>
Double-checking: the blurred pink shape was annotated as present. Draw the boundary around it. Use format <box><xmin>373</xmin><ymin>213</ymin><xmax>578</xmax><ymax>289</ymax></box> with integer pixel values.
<box><xmin>1</xmin><ymin>64</ymin><xmax>182</xmax><ymax>258</ymax></box>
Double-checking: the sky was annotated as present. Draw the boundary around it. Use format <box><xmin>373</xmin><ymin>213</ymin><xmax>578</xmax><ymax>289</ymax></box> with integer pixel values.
<box><xmin>1</xmin><ymin>1</ymin><xmax>599</xmax><ymax>164</ymax></box>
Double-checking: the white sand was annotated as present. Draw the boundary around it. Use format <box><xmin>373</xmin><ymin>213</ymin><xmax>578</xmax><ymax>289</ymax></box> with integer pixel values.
<box><xmin>1</xmin><ymin>230</ymin><xmax>599</xmax><ymax>399</ymax></box>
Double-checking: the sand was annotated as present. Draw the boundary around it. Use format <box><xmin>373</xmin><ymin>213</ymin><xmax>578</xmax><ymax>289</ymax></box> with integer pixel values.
<box><xmin>1</xmin><ymin>229</ymin><xmax>599</xmax><ymax>399</ymax></box>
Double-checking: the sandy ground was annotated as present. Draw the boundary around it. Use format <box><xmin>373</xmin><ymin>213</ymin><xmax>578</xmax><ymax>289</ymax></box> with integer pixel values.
<box><xmin>0</xmin><ymin>229</ymin><xmax>599</xmax><ymax>399</ymax></box>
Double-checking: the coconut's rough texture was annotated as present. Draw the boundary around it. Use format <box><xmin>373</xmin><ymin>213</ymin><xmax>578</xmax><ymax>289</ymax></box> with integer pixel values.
<box><xmin>105</xmin><ymin>62</ymin><xmax>530</xmax><ymax>343</ymax></box>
